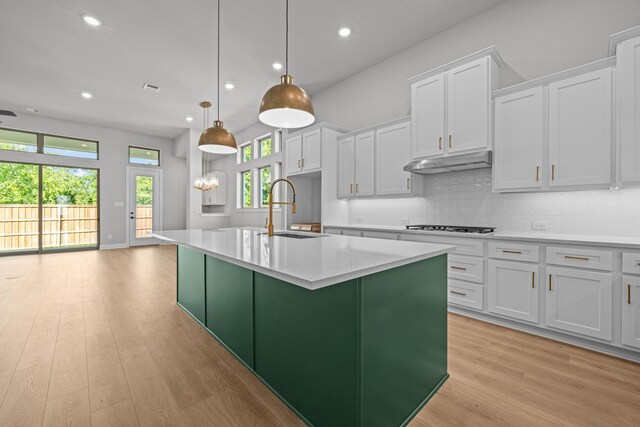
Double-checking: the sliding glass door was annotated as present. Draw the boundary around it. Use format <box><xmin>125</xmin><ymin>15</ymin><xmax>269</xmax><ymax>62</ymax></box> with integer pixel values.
<box><xmin>0</xmin><ymin>161</ymin><xmax>99</xmax><ymax>254</ymax></box>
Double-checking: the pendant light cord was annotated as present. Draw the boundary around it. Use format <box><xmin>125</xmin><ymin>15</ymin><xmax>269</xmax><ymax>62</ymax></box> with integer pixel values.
<box><xmin>285</xmin><ymin>0</ymin><xmax>289</xmax><ymax>75</ymax></box>
<box><xmin>217</xmin><ymin>0</ymin><xmax>221</xmax><ymax>121</ymax></box>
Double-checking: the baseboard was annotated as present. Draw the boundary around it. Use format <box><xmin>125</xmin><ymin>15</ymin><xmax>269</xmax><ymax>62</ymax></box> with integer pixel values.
<box><xmin>99</xmin><ymin>243</ymin><xmax>127</xmax><ymax>250</ymax></box>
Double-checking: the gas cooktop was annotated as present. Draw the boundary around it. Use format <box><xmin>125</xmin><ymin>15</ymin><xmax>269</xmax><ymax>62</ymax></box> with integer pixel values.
<box><xmin>405</xmin><ymin>225</ymin><xmax>495</xmax><ymax>234</ymax></box>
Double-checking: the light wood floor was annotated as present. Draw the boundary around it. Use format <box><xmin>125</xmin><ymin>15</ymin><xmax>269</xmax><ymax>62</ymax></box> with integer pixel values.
<box><xmin>0</xmin><ymin>245</ymin><xmax>638</xmax><ymax>426</ymax></box>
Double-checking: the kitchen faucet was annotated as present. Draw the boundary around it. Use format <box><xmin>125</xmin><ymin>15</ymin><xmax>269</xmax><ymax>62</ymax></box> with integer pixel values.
<box><xmin>266</xmin><ymin>178</ymin><xmax>296</xmax><ymax>236</ymax></box>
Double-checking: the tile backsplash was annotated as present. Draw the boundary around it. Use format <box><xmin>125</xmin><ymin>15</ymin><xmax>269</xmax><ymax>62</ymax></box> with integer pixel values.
<box><xmin>347</xmin><ymin>169</ymin><xmax>640</xmax><ymax>237</ymax></box>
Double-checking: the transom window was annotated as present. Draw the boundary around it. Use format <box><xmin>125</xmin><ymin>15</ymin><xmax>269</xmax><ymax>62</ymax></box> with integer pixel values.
<box><xmin>129</xmin><ymin>146</ymin><xmax>160</xmax><ymax>166</ymax></box>
<box><xmin>0</xmin><ymin>128</ymin><xmax>98</xmax><ymax>159</ymax></box>
<box><xmin>259</xmin><ymin>136</ymin><xmax>272</xmax><ymax>158</ymax></box>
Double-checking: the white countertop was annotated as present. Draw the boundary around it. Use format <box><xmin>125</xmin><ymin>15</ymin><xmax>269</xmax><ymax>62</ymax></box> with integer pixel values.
<box><xmin>324</xmin><ymin>224</ymin><xmax>640</xmax><ymax>249</ymax></box>
<box><xmin>153</xmin><ymin>228</ymin><xmax>453</xmax><ymax>290</ymax></box>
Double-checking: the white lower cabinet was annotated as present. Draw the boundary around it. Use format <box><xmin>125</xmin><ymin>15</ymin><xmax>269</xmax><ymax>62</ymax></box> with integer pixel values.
<box><xmin>448</xmin><ymin>280</ymin><xmax>484</xmax><ymax>311</ymax></box>
<box><xmin>546</xmin><ymin>267</ymin><xmax>613</xmax><ymax>341</ymax></box>
<box><xmin>622</xmin><ymin>276</ymin><xmax>640</xmax><ymax>349</ymax></box>
<box><xmin>362</xmin><ymin>231</ymin><xmax>398</xmax><ymax>240</ymax></box>
<box><xmin>488</xmin><ymin>260</ymin><xmax>539</xmax><ymax>323</ymax></box>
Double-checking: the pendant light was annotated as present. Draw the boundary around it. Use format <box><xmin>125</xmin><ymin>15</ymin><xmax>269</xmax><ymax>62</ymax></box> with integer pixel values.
<box><xmin>198</xmin><ymin>0</ymin><xmax>237</xmax><ymax>154</ymax></box>
<box><xmin>194</xmin><ymin>102</ymin><xmax>220</xmax><ymax>191</ymax></box>
<box><xmin>259</xmin><ymin>0</ymin><xmax>315</xmax><ymax>128</ymax></box>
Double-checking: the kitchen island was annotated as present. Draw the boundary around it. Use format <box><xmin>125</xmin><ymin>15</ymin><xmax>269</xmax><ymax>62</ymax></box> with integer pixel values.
<box><xmin>154</xmin><ymin>228</ymin><xmax>453</xmax><ymax>427</ymax></box>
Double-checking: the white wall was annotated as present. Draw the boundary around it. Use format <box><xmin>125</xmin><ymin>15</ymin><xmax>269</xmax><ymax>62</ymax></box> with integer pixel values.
<box><xmin>0</xmin><ymin>114</ymin><xmax>187</xmax><ymax>247</ymax></box>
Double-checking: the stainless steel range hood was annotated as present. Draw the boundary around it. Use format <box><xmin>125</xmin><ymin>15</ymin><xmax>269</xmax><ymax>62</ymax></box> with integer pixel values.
<box><xmin>403</xmin><ymin>151</ymin><xmax>492</xmax><ymax>175</ymax></box>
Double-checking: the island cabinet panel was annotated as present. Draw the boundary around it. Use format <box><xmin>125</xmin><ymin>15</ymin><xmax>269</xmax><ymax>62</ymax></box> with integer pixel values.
<box><xmin>253</xmin><ymin>273</ymin><xmax>358</xmax><ymax>427</ymax></box>
<box><xmin>177</xmin><ymin>246</ymin><xmax>206</xmax><ymax>324</ymax></box>
<box><xmin>205</xmin><ymin>256</ymin><xmax>254</xmax><ymax>367</ymax></box>
<box><xmin>360</xmin><ymin>254</ymin><xmax>448</xmax><ymax>427</ymax></box>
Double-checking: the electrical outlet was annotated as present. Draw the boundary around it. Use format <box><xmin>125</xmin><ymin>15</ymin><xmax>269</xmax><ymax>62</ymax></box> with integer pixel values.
<box><xmin>107</xmin><ymin>234</ymin><xmax>112</xmax><ymax>239</ymax></box>
<box><xmin>531</xmin><ymin>222</ymin><xmax>547</xmax><ymax>231</ymax></box>
<box><xmin>400</xmin><ymin>218</ymin><xmax>410</xmax><ymax>225</ymax></box>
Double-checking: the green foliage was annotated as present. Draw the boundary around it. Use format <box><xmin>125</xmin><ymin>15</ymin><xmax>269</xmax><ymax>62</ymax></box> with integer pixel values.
<box><xmin>260</xmin><ymin>137</ymin><xmax>272</xmax><ymax>157</ymax></box>
<box><xmin>260</xmin><ymin>166</ymin><xmax>271</xmax><ymax>207</ymax></box>
<box><xmin>242</xmin><ymin>145</ymin><xmax>252</xmax><ymax>162</ymax></box>
<box><xmin>0</xmin><ymin>162</ymin><xmax>39</xmax><ymax>204</ymax></box>
<box><xmin>136</xmin><ymin>176</ymin><xmax>153</xmax><ymax>205</ymax></box>
<box><xmin>242</xmin><ymin>171</ymin><xmax>251</xmax><ymax>208</ymax></box>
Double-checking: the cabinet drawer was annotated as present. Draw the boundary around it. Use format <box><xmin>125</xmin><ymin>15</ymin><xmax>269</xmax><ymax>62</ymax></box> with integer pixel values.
<box><xmin>402</xmin><ymin>234</ymin><xmax>484</xmax><ymax>257</ymax></box>
<box><xmin>448</xmin><ymin>280</ymin><xmax>483</xmax><ymax>310</ymax></box>
<box><xmin>489</xmin><ymin>241</ymin><xmax>540</xmax><ymax>262</ymax></box>
<box><xmin>324</xmin><ymin>228</ymin><xmax>342</xmax><ymax>235</ymax></box>
<box><xmin>362</xmin><ymin>231</ymin><xmax>398</xmax><ymax>240</ymax></box>
<box><xmin>623</xmin><ymin>252</ymin><xmax>640</xmax><ymax>275</ymax></box>
<box><xmin>341</xmin><ymin>229</ymin><xmax>363</xmax><ymax>237</ymax></box>
<box><xmin>448</xmin><ymin>255</ymin><xmax>484</xmax><ymax>284</ymax></box>
<box><xmin>546</xmin><ymin>246</ymin><xmax>612</xmax><ymax>271</ymax></box>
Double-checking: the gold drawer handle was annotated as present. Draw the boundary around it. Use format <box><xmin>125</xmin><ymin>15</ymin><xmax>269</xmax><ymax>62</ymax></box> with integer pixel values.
<box><xmin>532</xmin><ymin>272</ymin><xmax>535</xmax><ymax>288</ymax></box>
<box><xmin>536</xmin><ymin>166</ymin><xmax>539</xmax><ymax>181</ymax></box>
<box><xmin>552</xmin><ymin>164</ymin><xmax>556</xmax><ymax>180</ymax></box>
<box><xmin>356</xmin><ymin>183</ymin><xmax>359</xmax><ymax>193</ymax></box>
<box><xmin>448</xmin><ymin>135</ymin><xmax>452</xmax><ymax>148</ymax></box>
<box><xmin>628</xmin><ymin>284</ymin><xmax>632</xmax><ymax>305</ymax></box>
<box><xmin>438</xmin><ymin>137</ymin><xmax>442</xmax><ymax>150</ymax></box>
<box><xmin>406</xmin><ymin>178</ymin><xmax>411</xmax><ymax>190</ymax></box>
<box><xmin>349</xmin><ymin>183</ymin><xmax>353</xmax><ymax>194</ymax></box>
<box><xmin>450</xmin><ymin>290</ymin><xmax>466</xmax><ymax>296</ymax></box>
<box><xmin>503</xmin><ymin>250</ymin><xmax>522</xmax><ymax>254</ymax></box>
<box><xmin>450</xmin><ymin>265</ymin><xmax>467</xmax><ymax>271</ymax></box>
<box><xmin>548</xmin><ymin>274</ymin><xmax>552</xmax><ymax>291</ymax></box>
<box><xmin>565</xmin><ymin>255</ymin><xmax>589</xmax><ymax>261</ymax></box>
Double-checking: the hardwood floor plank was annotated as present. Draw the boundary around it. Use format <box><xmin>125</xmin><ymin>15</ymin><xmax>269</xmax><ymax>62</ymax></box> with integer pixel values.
<box><xmin>91</xmin><ymin>399</ymin><xmax>141</xmax><ymax>427</ymax></box>
<box><xmin>86</xmin><ymin>331</ymin><xmax>131</xmax><ymax>412</ymax></box>
<box><xmin>43</xmin><ymin>387</ymin><xmax>90</xmax><ymax>427</ymax></box>
<box><xmin>0</xmin><ymin>361</ymin><xmax>52</xmax><ymax>426</ymax></box>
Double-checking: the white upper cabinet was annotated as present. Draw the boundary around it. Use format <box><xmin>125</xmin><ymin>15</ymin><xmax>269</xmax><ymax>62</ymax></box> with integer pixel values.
<box><xmin>354</xmin><ymin>131</ymin><xmax>375</xmax><ymax>197</ymax></box>
<box><xmin>285</xmin><ymin>135</ymin><xmax>302</xmax><ymax>175</ymax></box>
<box><xmin>286</xmin><ymin>127</ymin><xmax>327</xmax><ymax>176</ymax></box>
<box><xmin>409</xmin><ymin>49</ymin><xmax>501</xmax><ymax>160</ymax></box>
<box><xmin>494</xmin><ymin>87</ymin><xmax>544</xmax><ymax>190</ymax></box>
<box><xmin>337</xmin><ymin>137</ymin><xmax>355</xmax><ymax>198</ymax></box>
<box><xmin>619</xmin><ymin>35</ymin><xmax>640</xmax><ymax>183</ymax></box>
<box><xmin>548</xmin><ymin>68</ymin><xmax>612</xmax><ymax>187</ymax></box>
<box><xmin>375</xmin><ymin>120</ymin><xmax>413</xmax><ymax>196</ymax></box>
<box><xmin>411</xmin><ymin>75</ymin><xmax>445</xmax><ymax>158</ymax></box>
<box><xmin>447</xmin><ymin>58</ymin><xmax>489</xmax><ymax>154</ymax></box>
<box><xmin>302</xmin><ymin>129</ymin><xmax>322</xmax><ymax>172</ymax></box>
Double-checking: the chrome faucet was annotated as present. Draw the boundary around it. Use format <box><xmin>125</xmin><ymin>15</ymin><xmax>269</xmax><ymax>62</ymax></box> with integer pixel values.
<box><xmin>267</xmin><ymin>178</ymin><xmax>296</xmax><ymax>236</ymax></box>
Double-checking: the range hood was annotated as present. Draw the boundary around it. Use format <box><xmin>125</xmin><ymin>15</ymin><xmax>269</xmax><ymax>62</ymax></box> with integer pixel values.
<box><xmin>403</xmin><ymin>151</ymin><xmax>492</xmax><ymax>175</ymax></box>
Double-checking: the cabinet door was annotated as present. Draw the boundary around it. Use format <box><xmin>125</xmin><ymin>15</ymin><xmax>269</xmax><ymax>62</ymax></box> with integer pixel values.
<box><xmin>302</xmin><ymin>129</ymin><xmax>322</xmax><ymax>172</ymax></box>
<box><xmin>488</xmin><ymin>260</ymin><xmax>539</xmax><ymax>323</ymax></box>
<box><xmin>213</xmin><ymin>173</ymin><xmax>226</xmax><ymax>205</ymax></box>
<box><xmin>494</xmin><ymin>87</ymin><xmax>544</xmax><ymax>190</ymax></box>
<box><xmin>285</xmin><ymin>135</ymin><xmax>302</xmax><ymax>175</ymax></box>
<box><xmin>548</xmin><ymin>68</ymin><xmax>612</xmax><ymax>187</ymax></box>
<box><xmin>354</xmin><ymin>131</ymin><xmax>375</xmax><ymax>197</ymax></box>
<box><xmin>411</xmin><ymin>74</ymin><xmax>445</xmax><ymax>158</ymax></box>
<box><xmin>620</xmin><ymin>36</ymin><xmax>640</xmax><ymax>183</ymax></box>
<box><xmin>447</xmin><ymin>57</ymin><xmax>489</xmax><ymax>154</ymax></box>
<box><xmin>177</xmin><ymin>246</ymin><xmax>206</xmax><ymax>324</ymax></box>
<box><xmin>337</xmin><ymin>137</ymin><xmax>355</xmax><ymax>198</ymax></box>
<box><xmin>546</xmin><ymin>267</ymin><xmax>612</xmax><ymax>340</ymax></box>
<box><xmin>622</xmin><ymin>276</ymin><xmax>640</xmax><ymax>349</ymax></box>
<box><xmin>375</xmin><ymin>121</ymin><xmax>412</xmax><ymax>196</ymax></box>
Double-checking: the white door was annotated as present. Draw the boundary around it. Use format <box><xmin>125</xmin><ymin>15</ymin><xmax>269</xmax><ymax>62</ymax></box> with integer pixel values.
<box><xmin>337</xmin><ymin>137</ymin><xmax>355</xmax><ymax>198</ymax></box>
<box><xmin>620</xmin><ymin>36</ymin><xmax>640</xmax><ymax>183</ymax></box>
<box><xmin>285</xmin><ymin>136</ymin><xmax>302</xmax><ymax>175</ymax></box>
<box><xmin>446</xmin><ymin>57</ymin><xmax>489</xmax><ymax>154</ymax></box>
<box><xmin>488</xmin><ymin>260</ymin><xmax>539</xmax><ymax>323</ymax></box>
<box><xmin>376</xmin><ymin>121</ymin><xmax>412</xmax><ymax>196</ymax></box>
<box><xmin>494</xmin><ymin>87</ymin><xmax>544</xmax><ymax>190</ymax></box>
<box><xmin>545</xmin><ymin>267</ymin><xmax>613</xmax><ymax>340</ymax></box>
<box><xmin>354</xmin><ymin>131</ymin><xmax>375</xmax><ymax>197</ymax></box>
<box><xmin>128</xmin><ymin>168</ymin><xmax>162</xmax><ymax>247</ymax></box>
<box><xmin>302</xmin><ymin>129</ymin><xmax>322</xmax><ymax>172</ymax></box>
<box><xmin>548</xmin><ymin>68</ymin><xmax>612</xmax><ymax>187</ymax></box>
<box><xmin>622</xmin><ymin>276</ymin><xmax>640</xmax><ymax>349</ymax></box>
<box><xmin>411</xmin><ymin>74</ymin><xmax>445</xmax><ymax>158</ymax></box>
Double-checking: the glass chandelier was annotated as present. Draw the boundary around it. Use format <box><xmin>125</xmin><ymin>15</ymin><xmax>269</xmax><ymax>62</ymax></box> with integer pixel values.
<box><xmin>193</xmin><ymin>101</ymin><xmax>220</xmax><ymax>191</ymax></box>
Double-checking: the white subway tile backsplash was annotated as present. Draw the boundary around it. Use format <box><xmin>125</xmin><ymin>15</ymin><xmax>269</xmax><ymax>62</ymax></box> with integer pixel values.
<box><xmin>347</xmin><ymin>169</ymin><xmax>640</xmax><ymax>238</ymax></box>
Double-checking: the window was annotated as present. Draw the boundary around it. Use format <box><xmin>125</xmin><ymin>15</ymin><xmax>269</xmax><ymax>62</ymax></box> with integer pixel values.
<box><xmin>129</xmin><ymin>146</ymin><xmax>160</xmax><ymax>166</ymax></box>
<box><xmin>242</xmin><ymin>144</ymin><xmax>252</xmax><ymax>163</ymax></box>
<box><xmin>0</xmin><ymin>128</ymin><xmax>37</xmax><ymax>153</ymax></box>
<box><xmin>259</xmin><ymin>136</ymin><xmax>272</xmax><ymax>158</ymax></box>
<box><xmin>44</xmin><ymin>135</ymin><xmax>98</xmax><ymax>159</ymax></box>
<box><xmin>241</xmin><ymin>170</ymin><xmax>252</xmax><ymax>208</ymax></box>
<box><xmin>259</xmin><ymin>166</ymin><xmax>272</xmax><ymax>207</ymax></box>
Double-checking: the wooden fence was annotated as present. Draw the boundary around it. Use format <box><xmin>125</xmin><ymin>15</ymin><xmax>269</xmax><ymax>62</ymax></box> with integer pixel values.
<box><xmin>135</xmin><ymin>206</ymin><xmax>153</xmax><ymax>238</ymax></box>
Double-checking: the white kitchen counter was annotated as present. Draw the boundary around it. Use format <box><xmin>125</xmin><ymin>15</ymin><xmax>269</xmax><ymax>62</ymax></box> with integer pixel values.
<box><xmin>154</xmin><ymin>228</ymin><xmax>453</xmax><ymax>290</ymax></box>
<box><xmin>323</xmin><ymin>224</ymin><xmax>640</xmax><ymax>249</ymax></box>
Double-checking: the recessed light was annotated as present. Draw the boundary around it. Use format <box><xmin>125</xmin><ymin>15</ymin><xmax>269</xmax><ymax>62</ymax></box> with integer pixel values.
<box><xmin>339</xmin><ymin>27</ymin><xmax>351</xmax><ymax>37</ymax></box>
<box><xmin>81</xmin><ymin>92</ymin><xmax>93</xmax><ymax>99</ymax></box>
<box><xmin>146</xmin><ymin>152</ymin><xmax>151</xmax><ymax>155</ymax></box>
<box><xmin>82</xmin><ymin>15</ymin><xmax>102</xmax><ymax>27</ymax></box>
<box><xmin>81</xmin><ymin>144</ymin><xmax>87</xmax><ymax>147</ymax></box>
<box><xmin>186</xmin><ymin>116</ymin><xmax>194</xmax><ymax>122</ymax></box>
<box><xmin>272</xmin><ymin>62</ymin><xmax>283</xmax><ymax>71</ymax></box>
<box><xmin>224</xmin><ymin>82</ymin><xmax>235</xmax><ymax>90</ymax></box>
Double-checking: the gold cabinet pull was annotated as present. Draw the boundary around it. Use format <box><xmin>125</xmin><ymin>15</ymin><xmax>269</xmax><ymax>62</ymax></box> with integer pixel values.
<box><xmin>548</xmin><ymin>274</ymin><xmax>552</xmax><ymax>291</ymax></box>
<box><xmin>448</xmin><ymin>135</ymin><xmax>452</xmax><ymax>148</ymax></box>
<box><xmin>502</xmin><ymin>250</ymin><xmax>522</xmax><ymax>254</ymax></box>
<box><xmin>536</xmin><ymin>166</ymin><xmax>540</xmax><ymax>181</ymax></box>
<box><xmin>532</xmin><ymin>272</ymin><xmax>536</xmax><ymax>288</ymax></box>
<box><xmin>297</xmin><ymin>159</ymin><xmax>301</xmax><ymax>169</ymax></box>
<box><xmin>406</xmin><ymin>178</ymin><xmax>411</xmax><ymax>190</ymax></box>
<box><xmin>450</xmin><ymin>290</ymin><xmax>466</xmax><ymax>296</ymax></box>
<box><xmin>301</xmin><ymin>158</ymin><xmax>305</xmax><ymax>168</ymax></box>
<box><xmin>628</xmin><ymin>284</ymin><xmax>632</xmax><ymax>305</ymax></box>
<box><xmin>450</xmin><ymin>265</ymin><xmax>466</xmax><ymax>271</ymax></box>
<box><xmin>350</xmin><ymin>183</ymin><xmax>353</xmax><ymax>194</ymax></box>
<box><xmin>551</xmin><ymin>164</ymin><xmax>555</xmax><ymax>180</ymax></box>
<box><xmin>355</xmin><ymin>183</ymin><xmax>359</xmax><ymax>193</ymax></box>
<box><xmin>565</xmin><ymin>255</ymin><xmax>589</xmax><ymax>261</ymax></box>
<box><xmin>438</xmin><ymin>137</ymin><xmax>442</xmax><ymax>150</ymax></box>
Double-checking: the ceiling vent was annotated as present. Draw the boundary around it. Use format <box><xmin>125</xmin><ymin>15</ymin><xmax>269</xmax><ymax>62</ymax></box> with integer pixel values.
<box><xmin>20</xmin><ymin>107</ymin><xmax>38</xmax><ymax>113</ymax></box>
<box><xmin>0</xmin><ymin>110</ymin><xmax>17</xmax><ymax>117</ymax></box>
<box><xmin>142</xmin><ymin>83</ymin><xmax>161</xmax><ymax>93</ymax></box>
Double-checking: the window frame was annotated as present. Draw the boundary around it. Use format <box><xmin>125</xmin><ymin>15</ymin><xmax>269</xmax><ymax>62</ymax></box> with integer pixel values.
<box><xmin>0</xmin><ymin>127</ymin><xmax>99</xmax><ymax>160</ymax></box>
<box><xmin>239</xmin><ymin>169</ymin><xmax>253</xmax><ymax>209</ymax></box>
<box><xmin>258</xmin><ymin>134</ymin><xmax>273</xmax><ymax>158</ymax></box>
<box><xmin>128</xmin><ymin>145</ymin><xmax>161</xmax><ymax>167</ymax></box>
<box><xmin>258</xmin><ymin>165</ymin><xmax>272</xmax><ymax>208</ymax></box>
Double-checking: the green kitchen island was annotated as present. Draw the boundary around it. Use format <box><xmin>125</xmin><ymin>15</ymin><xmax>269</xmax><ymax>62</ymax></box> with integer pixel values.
<box><xmin>154</xmin><ymin>228</ymin><xmax>453</xmax><ymax>427</ymax></box>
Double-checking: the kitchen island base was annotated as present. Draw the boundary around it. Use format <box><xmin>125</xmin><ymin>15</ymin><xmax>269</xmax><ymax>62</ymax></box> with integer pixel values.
<box><xmin>176</xmin><ymin>245</ymin><xmax>448</xmax><ymax>427</ymax></box>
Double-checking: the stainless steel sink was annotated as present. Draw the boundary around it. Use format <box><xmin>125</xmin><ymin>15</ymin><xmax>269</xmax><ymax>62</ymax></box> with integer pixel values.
<box><xmin>258</xmin><ymin>232</ymin><xmax>324</xmax><ymax>239</ymax></box>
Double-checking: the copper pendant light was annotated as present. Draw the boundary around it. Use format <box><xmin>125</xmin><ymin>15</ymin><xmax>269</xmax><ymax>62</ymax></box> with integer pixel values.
<box><xmin>198</xmin><ymin>0</ymin><xmax>237</xmax><ymax>154</ymax></box>
<box><xmin>259</xmin><ymin>0</ymin><xmax>315</xmax><ymax>128</ymax></box>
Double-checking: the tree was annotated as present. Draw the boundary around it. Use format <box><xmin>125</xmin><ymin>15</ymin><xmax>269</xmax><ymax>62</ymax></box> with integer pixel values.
<box><xmin>135</xmin><ymin>176</ymin><xmax>153</xmax><ymax>205</ymax></box>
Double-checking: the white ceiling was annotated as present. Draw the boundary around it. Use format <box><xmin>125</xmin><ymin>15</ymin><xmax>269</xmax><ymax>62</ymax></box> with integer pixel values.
<box><xmin>0</xmin><ymin>0</ymin><xmax>505</xmax><ymax>139</ymax></box>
